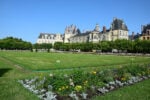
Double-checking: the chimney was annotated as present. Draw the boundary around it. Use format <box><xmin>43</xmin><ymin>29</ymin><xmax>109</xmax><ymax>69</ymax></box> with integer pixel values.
<box><xmin>103</xmin><ymin>26</ymin><xmax>106</xmax><ymax>33</ymax></box>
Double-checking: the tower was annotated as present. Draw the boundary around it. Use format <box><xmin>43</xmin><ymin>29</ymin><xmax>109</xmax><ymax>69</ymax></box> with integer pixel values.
<box><xmin>94</xmin><ymin>24</ymin><xmax>100</xmax><ymax>32</ymax></box>
<box><xmin>64</xmin><ymin>24</ymin><xmax>79</xmax><ymax>43</ymax></box>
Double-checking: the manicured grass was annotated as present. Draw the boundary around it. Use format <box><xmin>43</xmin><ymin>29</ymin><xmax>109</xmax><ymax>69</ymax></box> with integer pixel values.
<box><xmin>0</xmin><ymin>51</ymin><xmax>149</xmax><ymax>71</ymax></box>
<box><xmin>0</xmin><ymin>51</ymin><xmax>150</xmax><ymax>100</ymax></box>
<box><xmin>0</xmin><ymin>56</ymin><xmax>39</xmax><ymax>100</ymax></box>
<box><xmin>0</xmin><ymin>78</ymin><xmax>39</xmax><ymax>100</ymax></box>
<box><xmin>92</xmin><ymin>79</ymin><xmax>150</xmax><ymax>100</ymax></box>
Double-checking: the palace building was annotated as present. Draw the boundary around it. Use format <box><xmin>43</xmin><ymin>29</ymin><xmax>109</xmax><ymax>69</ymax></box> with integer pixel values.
<box><xmin>37</xmin><ymin>18</ymin><xmax>129</xmax><ymax>44</ymax></box>
<box><xmin>140</xmin><ymin>24</ymin><xmax>150</xmax><ymax>40</ymax></box>
<box><xmin>36</xmin><ymin>33</ymin><xmax>63</xmax><ymax>44</ymax></box>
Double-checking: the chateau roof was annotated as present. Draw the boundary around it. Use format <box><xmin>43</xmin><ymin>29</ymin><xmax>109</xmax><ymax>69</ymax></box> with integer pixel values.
<box><xmin>71</xmin><ymin>30</ymin><xmax>108</xmax><ymax>38</ymax></box>
<box><xmin>101</xmin><ymin>29</ymin><xmax>110</xmax><ymax>33</ymax></box>
<box><xmin>71</xmin><ymin>32</ymin><xmax>91</xmax><ymax>38</ymax></box>
<box><xmin>111</xmin><ymin>18</ymin><xmax>128</xmax><ymax>31</ymax></box>
<box><xmin>128</xmin><ymin>33</ymin><xmax>141</xmax><ymax>40</ymax></box>
<box><xmin>38</xmin><ymin>33</ymin><xmax>63</xmax><ymax>38</ymax></box>
<box><xmin>142</xmin><ymin>24</ymin><xmax>150</xmax><ymax>33</ymax></box>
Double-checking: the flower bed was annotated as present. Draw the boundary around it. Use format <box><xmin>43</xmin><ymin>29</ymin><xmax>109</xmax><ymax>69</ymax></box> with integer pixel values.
<box><xmin>18</xmin><ymin>64</ymin><xmax>150</xmax><ymax>100</ymax></box>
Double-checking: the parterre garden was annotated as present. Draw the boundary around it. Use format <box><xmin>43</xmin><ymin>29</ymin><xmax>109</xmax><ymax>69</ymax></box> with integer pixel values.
<box><xmin>0</xmin><ymin>51</ymin><xmax>150</xmax><ymax>100</ymax></box>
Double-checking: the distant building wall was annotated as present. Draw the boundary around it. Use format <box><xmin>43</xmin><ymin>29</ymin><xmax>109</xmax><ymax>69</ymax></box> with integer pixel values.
<box><xmin>36</xmin><ymin>18</ymin><xmax>129</xmax><ymax>44</ymax></box>
<box><xmin>140</xmin><ymin>24</ymin><xmax>150</xmax><ymax>40</ymax></box>
<box><xmin>37</xmin><ymin>33</ymin><xmax>63</xmax><ymax>45</ymax></box>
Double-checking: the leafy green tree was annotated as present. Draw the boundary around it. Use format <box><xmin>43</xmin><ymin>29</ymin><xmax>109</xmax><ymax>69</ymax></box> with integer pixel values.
<box><xmin>54</xmin><ymin>42</ymin><xmax>63</xmax><ymax>50</ymax></box>
<box><xmin>101</xmin><ymin>41</ymin><xmax>111</xmax><ymax>52</ymax></box>
<box><xmin>0</xmin><ymin>37</ymin><xmax>32</xmax><ymax>50</ymax></box>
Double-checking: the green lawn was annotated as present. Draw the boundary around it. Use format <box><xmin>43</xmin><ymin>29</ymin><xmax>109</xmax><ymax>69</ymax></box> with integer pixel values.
<box><xmin>0</xmin><ymin>51</ymin><xmax>149</xmax><ymax>71</ymax></box>
<box><xmin>93</xmin><ymin>79</ymin><xmax>150</xmax><ymax>100</ymax></box>
<box><xmin>0</xmin><ymin>56</ymin><xmax>39</xmax><ymax>100</ymax></box>
<box><xmin>0</xmin><ymin>51</ymin><xmax>150</xmax><ymax>100</ymax></box>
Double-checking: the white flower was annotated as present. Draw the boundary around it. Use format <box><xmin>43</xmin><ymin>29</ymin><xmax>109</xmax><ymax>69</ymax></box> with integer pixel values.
<box><xmin>70</xmin><ymin>82</ymin><xmax>74</xmax><ymax>86</ymax></box>
<box><xmin>69</xmin><ymin>78</ymin><xmax>74</xmax><ymax>86</ymax></box>
<box><xmin>56</xmin><ymin>60</ymin><xmax>60</xmax><ymax>63</ymax></box>
<box><xmin>49</xmin><ymin>73</ymin><xmax>53</xmax><ymax>77</ymax></box>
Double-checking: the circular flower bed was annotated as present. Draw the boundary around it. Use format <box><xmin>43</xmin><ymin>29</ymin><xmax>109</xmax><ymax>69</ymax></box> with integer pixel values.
<box><xmin>18</xmin><ymin>64</ymin><xmax>150</xmax><ymax>100</ymax></box>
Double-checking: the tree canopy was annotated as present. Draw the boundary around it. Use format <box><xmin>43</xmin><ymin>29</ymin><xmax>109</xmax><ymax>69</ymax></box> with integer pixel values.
<box><xmin>0</xmin><ymin>37</ymin><xmax>32</xmax><ymax>50</ymax></box>
<box><xmin>53</xmin><ymin>39</ymin><xmax>150</xmax><ymax>53</ymax></box>
<box><xmin>0</xmin><ymin>37</ymin><xmax>150</xmax><ymax>53</ymax></box>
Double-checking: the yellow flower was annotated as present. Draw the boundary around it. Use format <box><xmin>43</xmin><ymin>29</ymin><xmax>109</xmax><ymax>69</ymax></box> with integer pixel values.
<box><xmin>121</xmin><ymin>77</ymin><xmax>126</xmax><ymax>81</ymax></box>
<box><xmin>91</xmin><ymin>71</ymin><xmax>97</xmax><ymax>75</ymax></box>
<box><xmin>65</xmin><ymin>86</ymin><xmax>68</xmax><ymax>89</ymax></box>
<box><xmin>62</xmin><ymin>86</ymin><xmax>65</xmax><ymax>90</ymax></box>
<box><xmin>83</xmin><ymin>80</ymin><xmax>88</xmax><ymax>85</ymax></box>
<box><xmin>85</xmin><ymin>80</ymin><xmax>88</xmax><ymax>83</ymax></box>
<box><xmin>58</xmin><ymin>88</ymin><xmax>62</xmax><ymax>91</ymax></box>
<box><xmin>75</xmin><ymin>85</ymin><xmax>82</xmax><ymax>92</ymax></box>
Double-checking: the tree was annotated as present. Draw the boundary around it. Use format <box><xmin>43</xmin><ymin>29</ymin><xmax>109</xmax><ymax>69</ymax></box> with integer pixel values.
<box><xmin>54</xmin><ymin>42</ymin><xmax>63</xmax><ymax>50</ymax></box>
<box><xmin>101</xmin><ymin>41</ymin><xmax>111</xmax><ymax>52</ymax></box>
<box><xmin>0</xmin><ymin>37</ymin><xmax>32</xmax><ymax>50</ymax></box>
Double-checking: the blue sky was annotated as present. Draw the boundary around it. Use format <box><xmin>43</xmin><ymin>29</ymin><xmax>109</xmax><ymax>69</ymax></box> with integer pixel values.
<box><xmin>0</xmin><ymin>0</ymin><xmax>150</xmax><ymax>43</ymax></box>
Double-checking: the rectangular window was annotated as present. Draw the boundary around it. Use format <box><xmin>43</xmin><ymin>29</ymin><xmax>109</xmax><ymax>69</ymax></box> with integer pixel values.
<box><xmin>143</xmin><ymin>37</ymin><xmax>145</xmax><ymax>40</ymax></box>
<box><xmin>147</xmin><ymin>37</ymin><xmax>150</xmax><ymax>40</ymax></box>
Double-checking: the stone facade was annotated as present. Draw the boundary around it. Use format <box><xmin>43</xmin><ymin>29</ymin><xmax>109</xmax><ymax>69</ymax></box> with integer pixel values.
<box><xmin>110</xmin><ymin>18</ymin><xmax>128</xmax><ymax>41</ymax></box>
<box><xmin>140</xmin><ymin>24</ymin><xmax>150</xmax><ymax>40</ymax></box>
<box><xmin>64</xmin><ymin>24</ymin><xmax>79</xmax><ymax>43</ymax></box>
<box><xmin>69</xmin><ymin>18</ymin><xmax>128</xmax><ymax>43</ymax></box>
<box><xmin>37</xmin><ymin>33</ymin><xmax>63</xmax><ymax>45</ymax></box>
<box><xmin>37</xmin><ymin>18</ymin><xmax>129</xmax><ymax>44</ymax></box>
